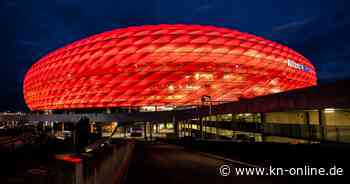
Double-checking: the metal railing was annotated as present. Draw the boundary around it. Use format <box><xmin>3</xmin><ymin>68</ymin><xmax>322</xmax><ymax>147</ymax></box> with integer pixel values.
<box><xmin>182</xmin><ymin>120</ymin><xmax>350</xmax><ymax>143</ymax></box>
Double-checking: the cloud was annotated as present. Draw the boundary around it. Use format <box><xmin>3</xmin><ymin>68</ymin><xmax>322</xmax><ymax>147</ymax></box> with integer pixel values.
<box><xmin>272</xmin><ymin>17</ymin><xmax>316</xmax><ymax>32</ymax></box>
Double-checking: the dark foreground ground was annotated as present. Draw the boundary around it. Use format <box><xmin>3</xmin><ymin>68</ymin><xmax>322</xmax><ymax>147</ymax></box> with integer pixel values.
<box><xmin>0</xmin><ymin>135</ymin><xmax>72</xmax><ymax>184</ymax></box>
<box><xmin>125</xmin><ymin>142</ymin><xmax>311</xmax><ymax>184</ymax></box>
<box><xmin>0</xmin><ymin>138</ymin><xmax>346</xmax><ymax>184</ymax></box>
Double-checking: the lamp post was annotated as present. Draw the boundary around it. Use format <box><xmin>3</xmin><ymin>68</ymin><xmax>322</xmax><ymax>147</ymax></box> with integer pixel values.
<box><xmin>201</xmin><ymin>96</ymin><xmax>230</xmax><ymax>140</ymax></box>
<box><xmin>201</xmin><ymin>95</ymin><xmax>212</xmax><ymax>139</ymax></box>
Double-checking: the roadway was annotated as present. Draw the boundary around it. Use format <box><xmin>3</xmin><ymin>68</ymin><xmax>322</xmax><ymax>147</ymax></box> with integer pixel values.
<box><xmin>125</xmin><ymin>142</ymin><xmax>302</xmax><ymax>184</ymax></box>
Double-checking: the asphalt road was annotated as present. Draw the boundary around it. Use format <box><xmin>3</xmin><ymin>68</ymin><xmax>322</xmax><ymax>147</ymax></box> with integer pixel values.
<box><xmin>125</xmin><ymin>142</ymin><xmax>300</xmax><ymax>184</ymax></box>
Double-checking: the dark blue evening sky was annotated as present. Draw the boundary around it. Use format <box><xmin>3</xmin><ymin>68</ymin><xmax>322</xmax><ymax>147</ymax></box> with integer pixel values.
<box><xmin>0</xmin><ymin>0</ymin><xmax>349</xmax><ymax>111</ymax></box>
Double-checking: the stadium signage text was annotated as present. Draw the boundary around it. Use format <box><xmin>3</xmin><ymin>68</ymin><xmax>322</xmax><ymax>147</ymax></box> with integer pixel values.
<box><xmin>287</xmin><ymin>59</ymin><xmax>310</xmax><ymax>72</ymax></box>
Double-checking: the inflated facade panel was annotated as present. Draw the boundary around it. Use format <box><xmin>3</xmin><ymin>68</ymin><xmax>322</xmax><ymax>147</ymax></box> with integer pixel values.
<box><xmin>24</xmin><ymin>24</ymin><xmax>317</xmax><ymax>110</ymax></box>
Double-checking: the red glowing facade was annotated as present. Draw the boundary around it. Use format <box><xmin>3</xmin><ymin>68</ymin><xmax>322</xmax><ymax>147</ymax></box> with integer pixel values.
<box><xmin>23</xmin><ymin>24</ymin><xmax>317</xmax><ymax>110</ymax></box>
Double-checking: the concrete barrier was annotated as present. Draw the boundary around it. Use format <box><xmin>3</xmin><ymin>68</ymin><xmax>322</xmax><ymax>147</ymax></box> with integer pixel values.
<box><xmin>53</xmin><ymin>140</ymin><xmax>134</xmax><ymax>184</ymax></box>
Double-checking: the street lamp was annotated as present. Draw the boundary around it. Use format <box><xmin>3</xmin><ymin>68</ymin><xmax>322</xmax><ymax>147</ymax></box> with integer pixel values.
<box><xmin>201</xmin><ymin>95</ymin><xmax>212</xmax><ymax>116</ymax></box>
<box><xmin>201</xmin><ymin>95</ymin><xmax>212</xmax><ymax>139</ymax></box>
<box><xmin>200</xmin><ymin>96</ymin><xmax>233</xmax><ymax>140</ymax></box>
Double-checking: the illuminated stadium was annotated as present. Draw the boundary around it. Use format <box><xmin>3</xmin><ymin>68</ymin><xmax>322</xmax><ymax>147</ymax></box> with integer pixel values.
<box><xmin>23</xmin><ymin>24</ymin><xmax>317</xmax><ymax>111</ymax></box>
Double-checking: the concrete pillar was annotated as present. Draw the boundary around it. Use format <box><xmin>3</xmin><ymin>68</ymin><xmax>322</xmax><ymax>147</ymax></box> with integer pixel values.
<box><xmin>187</xmin><ymin>121</ymin><xmax>190</xmax><ymax>136</ymax></box>
<box><xmin>180</xmin><ymin>121</ymin><xmax>183</xmax><ymax>138</ymax></box>
<box><xmin>203</xmin><ymin>119</ymin><xmax>207</xmax><ymax>139</ymax></box>
<box><xmin>260</xmin><ymin>113</ymin><xmax>266</xmax><ymax>124</ymax></box>
<box><xmin>260</xmin><ymin>113</ymin><xmax>266</xmax><ymax>141</ymax></box>
<box><xmin>173</xmin><ymin>116</ymin><xmax>179</xmax><ymax>138</ymax></box>
<box><xmin>62</xmin><ymin>122</ymin><xmax>65</xmax><ymax>135</ymax></box>
<box><xmin>156</xmin><ymin>123</ymin><xmax>159</xmax><ymax>134</ymax></box>
<box><xmin>318</xmin><ymin>109</ymin><xmax>326</xmax><ymax>142</ymax></box>
<box><xmin>305</xmin><ymin>111</ymin><xmax>311</xmax><ymax>142</ymax></box>
<box><xmin>215</xmin><ymin>115</ymin><xmax>219</xmax><ymax>140</ymax></box>
<box><xmin>336</xmin><ymin>127</ymin><xmax>341</xmax><ymax>143</ymax></box>
<box><xmin>43</xmin><ymin>121</ymin><xmax>46</xmax><ymax>132</ymax></box>
<box><xmin>150</xmin><ymin>122</ymin><xmax>153</xmax><ymax>140</ymax></box>
<box><xmin>200</xmin><ymin>116</ymin><xmax>203</xmax><ymax>139</ymax></box>
<box><xmin>144</xmin><ymin>122</ymin><xmax>147</xmax><ymax>140</ymax></box>
<box><xmin>51</xmin><ymin>121</ymin><xmax>54</xmax><ymax>135</ymax></box>
<box><xmin>182</xmin><ymin>121</ymin><xmax>185</xmax><ymax>137</ymax></box>
<box><xmin>187</xmin><ymin>121</ymin><xmax>190</xmax><ymax>137</ymax></box>
<box><xmin>189</xmin><ymin>121</ymin><xmax>192</xmax><ymax>137</ymax></box>
<box><xmin>73</xmin><ymin>129</ymin><xmax>77</xmax><ymax>153</ymax></box>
